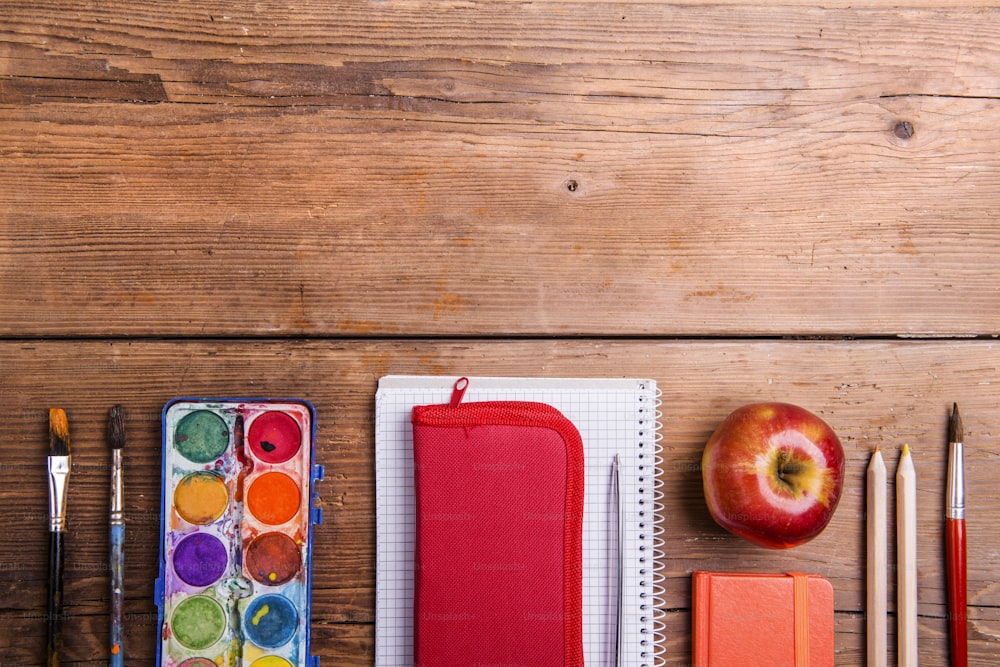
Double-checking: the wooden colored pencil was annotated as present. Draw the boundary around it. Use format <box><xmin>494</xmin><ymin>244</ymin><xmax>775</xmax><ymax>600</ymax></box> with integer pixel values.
<box><xmin>897</xmin><ymin>444</ymin><xmax>918</xmax><ymax>667</ymax></box>
<box><xmin>866</xmin><ymin>446</ymin><xmax>887</xmax><ymax>667</ymax></box>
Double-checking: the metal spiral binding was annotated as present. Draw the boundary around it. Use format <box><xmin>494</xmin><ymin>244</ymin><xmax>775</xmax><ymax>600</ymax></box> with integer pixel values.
<box><xmin>650</xmin><ymin>385</ymin><xmax>666</xmax><ymax>666</ymax></box>
<box><xmin>635</xmin><ymin>382</ymin><xmax>666</xmax><ymax>667</ymax></box>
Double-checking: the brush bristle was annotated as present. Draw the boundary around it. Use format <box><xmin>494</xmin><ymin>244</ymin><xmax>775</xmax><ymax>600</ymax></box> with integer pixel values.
<box><xmin>949</xmin><ymin>402</ymin><xmax>963</xmax><ymax>444</ymax></box>
<box><xmin>109</xmin><ymin>405</ymin><xmax>126</xmax><ymax>450</ymax></box>
<box><xmin>48</xmin><ymin>408</ymin><xmax>70</xmax><ymax>456</ymax></box>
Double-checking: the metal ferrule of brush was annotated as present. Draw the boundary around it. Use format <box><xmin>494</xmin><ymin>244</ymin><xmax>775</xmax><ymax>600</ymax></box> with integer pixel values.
<box><xmin>946</xmin><ymin>441</ymin><xmax>965</xmax><ymax>520</ymax></box>
<box><xmin>111</xmin><ymin>448</ymin><xmax>124</xmax><ymax>524</ymax></box>
<box><xmin>48</xmin><ymin>456</ymin><xmax>71</xmax><ymax>532</ymax></box>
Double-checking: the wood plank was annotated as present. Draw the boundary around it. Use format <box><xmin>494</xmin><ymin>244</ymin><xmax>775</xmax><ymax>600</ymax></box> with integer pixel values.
<box><xmin>2</xmin><ymin>4</ymin><xmax>999</xmax><ymax>337</ymax></box>
<box><xmin>1</xmin><ymin>339</ymin><xmax>998</xmax><ymax>664</ymax></box>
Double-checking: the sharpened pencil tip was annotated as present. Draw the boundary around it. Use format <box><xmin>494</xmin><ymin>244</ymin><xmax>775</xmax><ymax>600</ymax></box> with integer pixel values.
<box><xmin>48</xmin><ymin>408</ymin><xmax>70</xmax><ymax>456</ymax></box>
<box><xmin>108</xmin><ymin>405</ymin><xmax>126</xmax><ymax>450</ymax></box>
<box><xmin>949</xmin><ymin>403</ymin><xmax>963</xmax><ymax>444</ymax></box>
<box><xmin>902</xmin><ymin>443</ymin><xmax>910</xmax><ymax>458</ymax></box>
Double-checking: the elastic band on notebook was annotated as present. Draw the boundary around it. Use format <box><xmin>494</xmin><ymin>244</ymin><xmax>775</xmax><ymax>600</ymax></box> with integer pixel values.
<box><xmin>787</xmin><ymin>572</ymin><xmax>810</xmax><ymax>667</ymax></box>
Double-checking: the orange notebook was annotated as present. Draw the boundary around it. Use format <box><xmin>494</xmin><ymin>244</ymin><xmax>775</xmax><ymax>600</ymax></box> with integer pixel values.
<box><xmin>692</xmin><ymin>571</ymin><xmax>834</xmax><ymax>667</ymax></box>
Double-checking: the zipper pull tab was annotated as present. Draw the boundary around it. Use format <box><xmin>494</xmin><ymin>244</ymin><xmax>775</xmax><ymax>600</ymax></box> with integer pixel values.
<box><xmin>449</xmin><ymin>377</ymin><xmax>470</xmax><ymax>408</ymax></box>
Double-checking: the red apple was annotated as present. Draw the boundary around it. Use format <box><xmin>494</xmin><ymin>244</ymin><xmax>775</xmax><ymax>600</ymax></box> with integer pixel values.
<box><xmin>701</xmin><ymin>402</ymin><xmax>845</xmax><ymax>549</ymax></box>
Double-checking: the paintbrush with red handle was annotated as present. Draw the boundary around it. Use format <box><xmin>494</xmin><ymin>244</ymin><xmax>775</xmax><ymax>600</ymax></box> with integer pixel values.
<box><xmin>946</xmin><ymin>403</ymin><xmax>968</xmax><ymax>667</ymax></box>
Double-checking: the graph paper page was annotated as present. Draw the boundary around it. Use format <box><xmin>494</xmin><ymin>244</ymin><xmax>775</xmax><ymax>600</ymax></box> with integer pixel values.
<box><xmin>375</xmin><ymin>376</ymin><xmax>659</xmax><ymax>666</ymax></box>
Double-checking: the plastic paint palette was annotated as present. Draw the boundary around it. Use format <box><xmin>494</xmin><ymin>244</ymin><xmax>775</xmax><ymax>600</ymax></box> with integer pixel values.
<box><xmin>156</xmin><ymin>400</ymin><xmax>323</xmax><ymax>667</ymax></box>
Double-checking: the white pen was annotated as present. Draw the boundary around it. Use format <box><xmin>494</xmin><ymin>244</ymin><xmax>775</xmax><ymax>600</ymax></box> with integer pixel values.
<box><xmin>607</xmin><ymin>453</ymin><xmax>622</xmax><ymax>667</ymax></box>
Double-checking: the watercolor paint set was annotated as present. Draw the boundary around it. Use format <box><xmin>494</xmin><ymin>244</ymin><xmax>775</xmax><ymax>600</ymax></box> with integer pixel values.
<box><xmin>156</xmin><ymin>399</ymin><xmax>323</xmax><ymax>667</ymax></box>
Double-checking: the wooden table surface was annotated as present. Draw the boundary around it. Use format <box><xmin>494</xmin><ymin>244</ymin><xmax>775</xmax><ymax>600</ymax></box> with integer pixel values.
<box><xmin>2</xmin><ymin>1</ymin><xmax>999</xmax><ymax>664</ymax></box>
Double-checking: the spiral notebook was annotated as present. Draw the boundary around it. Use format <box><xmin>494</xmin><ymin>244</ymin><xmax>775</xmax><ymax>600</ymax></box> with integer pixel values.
<box><xmin>374</xmin><ymin>376</ymin><xmax>664</xmax><ymax>666</ymax></box>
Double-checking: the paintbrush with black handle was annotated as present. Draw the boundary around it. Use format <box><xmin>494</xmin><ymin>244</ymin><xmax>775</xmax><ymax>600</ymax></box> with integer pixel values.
<box><xmin>47</xmin><ymin>408</ymin><xmax>71</xmax><ymax>667</ymax></box>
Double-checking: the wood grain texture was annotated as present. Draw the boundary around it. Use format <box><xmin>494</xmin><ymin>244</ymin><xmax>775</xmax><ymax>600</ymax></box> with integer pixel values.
<box><xmin>2</xmin><ymin>2</ymin><xmax>999</xmax><ymax>336</ymax></box>
<box><xmin>3</xmin><ymin>1</ymin><xmax>1000</xmax><ymax>664</ymax></box>
<box><xmin>1</xmin><ymin>340</ymin><xmax>999</xmax><ymax>665</ymax></box>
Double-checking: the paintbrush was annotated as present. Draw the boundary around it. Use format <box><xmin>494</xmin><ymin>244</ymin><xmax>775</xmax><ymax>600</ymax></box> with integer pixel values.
<box><xmin>108</xmin><ymin>405</ymin><xmax>125</xmax><ymax>667</ymax></box>
<box><xmin>946</xmin><ymin>403</ymin><xmax>968</xmax><ymax>666</ymax></box>
<box><xmin>46</xmin><ymin>408</ymin><xmax>71</xmax><ymax>667</ymax></box>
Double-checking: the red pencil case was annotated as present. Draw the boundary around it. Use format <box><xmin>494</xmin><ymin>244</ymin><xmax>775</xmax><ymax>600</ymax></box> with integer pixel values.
<box><xmin>411</xmin><ymin>378</ymin><xmax>585</xmax><ymax>667</ymax></box>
